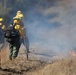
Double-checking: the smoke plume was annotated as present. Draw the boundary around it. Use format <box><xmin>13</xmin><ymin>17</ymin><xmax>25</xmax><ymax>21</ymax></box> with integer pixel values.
<box><xmin>22</xmin><ymin>0</ymin><xmax>76</xmax><ymax>60</ymax></box>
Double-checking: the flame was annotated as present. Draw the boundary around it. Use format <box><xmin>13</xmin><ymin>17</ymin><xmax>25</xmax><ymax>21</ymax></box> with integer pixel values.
<box><xmin>69</xmin><ymin>49</ymin><xmax>76</xmax><ymax>56</ymax></box>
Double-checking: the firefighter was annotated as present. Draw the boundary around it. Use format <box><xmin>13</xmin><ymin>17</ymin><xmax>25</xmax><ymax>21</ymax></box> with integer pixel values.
<box><xmin>4</xmin><ymin>18</ymin><xmax>24</xmax><ymax>60</ymax></box>
<box><xmin>0</xmin><ymin>18</ymin><xmax>6</xmax><ymax>49</ymax></box>
<box><xmin>11</xmin><ymin>16</ymin><xmax>30</xmax><ymax>54</ymax></box>
<box><xmin>0</xmin><ymin>18</ymin><xmax>6</xmax><ymax>31</ymax></box>
<box><xmin>16</xmin><ymin>10</ymin><xmax>24</xmax><ymax>20</ymax></box>
<box><xmin>15</xmin><ymin>10</ymin><xmax>30</xmax><ymax>53</ymax></box>
<box><xmin>8</xmin><ymin>18</ymin><xmax>24</xmax><ymax>60</ymax></box>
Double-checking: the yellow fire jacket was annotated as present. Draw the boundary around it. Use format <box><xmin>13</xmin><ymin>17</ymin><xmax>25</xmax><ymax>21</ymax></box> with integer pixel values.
<box><xmin>14</xmin><ymin>24</ymin><xmax>25</xmax><ymax>39</ymax></box>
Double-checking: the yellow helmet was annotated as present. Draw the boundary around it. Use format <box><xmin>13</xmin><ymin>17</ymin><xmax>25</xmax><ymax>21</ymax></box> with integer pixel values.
<box><xmin>0</xmin><ymin>18</ymin><xmax>3</xmax><ymax>22</ymax></box>
<box><xmin>17</xmin><ymin>10</ymin><xmax>21</xmax><ymax>14</ymax></box>
<box><xmin>13</xmin><ymin>16</ymin><xmax>20</xmax><ymax>24</ymax></box>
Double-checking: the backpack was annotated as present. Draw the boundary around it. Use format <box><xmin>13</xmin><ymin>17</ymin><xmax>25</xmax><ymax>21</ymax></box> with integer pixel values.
<box><xmin>4</xmin><ymin>25</ymin><xmax>20</xmax><ymax>43</ymax></box>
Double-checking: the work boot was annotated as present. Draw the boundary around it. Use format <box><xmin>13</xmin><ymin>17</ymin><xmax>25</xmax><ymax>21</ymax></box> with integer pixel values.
<box><xmin>11</xmin><ymin>57</ymin><xmax>16</xmax><ymax>61</ymax></box>
<box><xmin>9</xmin><ymin>57</ymin><xmax>12</xmax><ymax>60</ymax></box>
<box><xmin>12</xmin><ymin>56</ymin><xmax>16</xmax><ymax>59</ymax></box>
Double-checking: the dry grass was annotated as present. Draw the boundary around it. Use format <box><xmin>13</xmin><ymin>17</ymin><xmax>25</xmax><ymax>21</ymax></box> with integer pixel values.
<box><xmin>0</xmin><ymin>46</ymin><xmax>76</xmax><ymax>75</ymax></box>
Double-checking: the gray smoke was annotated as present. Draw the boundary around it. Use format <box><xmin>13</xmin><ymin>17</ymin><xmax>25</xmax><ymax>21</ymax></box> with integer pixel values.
<box><xmin>22</xmin><ymin>0</ymin><xmax>76</xmax><ymax>60</ymax></box>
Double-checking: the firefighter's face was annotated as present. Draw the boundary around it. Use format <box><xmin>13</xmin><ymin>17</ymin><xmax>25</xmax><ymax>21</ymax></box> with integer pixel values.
<box><xmin>17</xmin><ymin>12</ymin><xmax>21</xmax><ymax>15</ymax></box>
